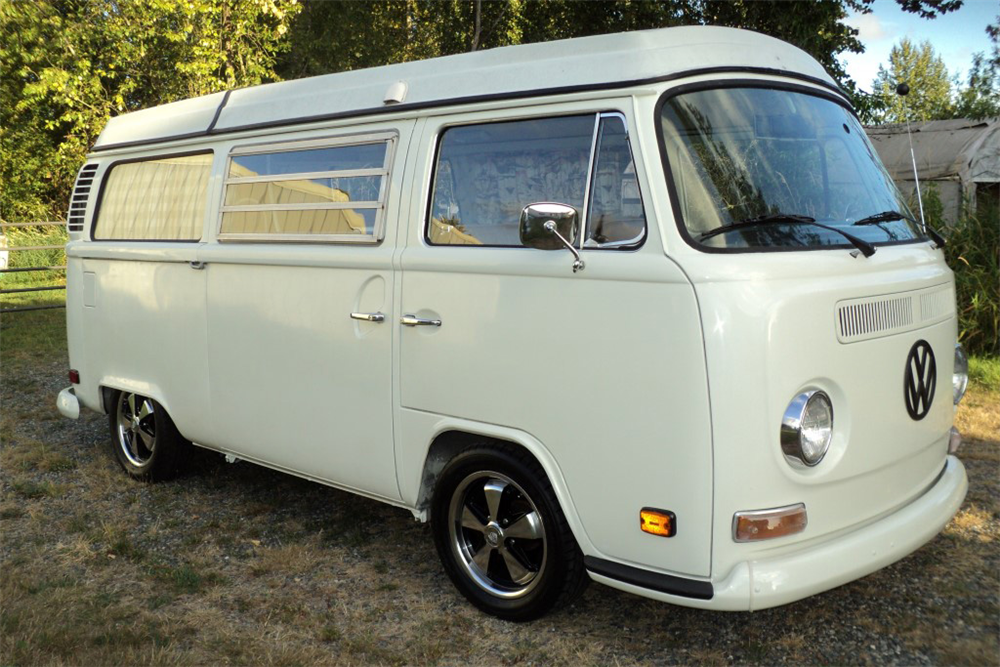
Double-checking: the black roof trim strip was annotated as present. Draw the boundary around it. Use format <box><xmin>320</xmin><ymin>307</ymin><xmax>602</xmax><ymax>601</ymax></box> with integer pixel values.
<box><xmin>207</xmin><ymin>89</ymin><xmax>232</xmax><ymax>133</ymax></box>
<box><xmin>91</xmin><ymin>66</ymin><xmax>847</xmax><ymax>153</ymax></box>
<box><xmin>584</xmin><ymin>556</ymin><xmax>714</xmax><ymax>600</ymax></box>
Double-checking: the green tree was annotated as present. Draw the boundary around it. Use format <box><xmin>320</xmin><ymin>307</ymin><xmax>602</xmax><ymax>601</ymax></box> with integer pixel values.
<box><xmin>871</xmin><ymin>37</ymin><xmax>954</xmax><ymax>122</ymax></box>
<box><xmin>0</xmin><ymin>0</ymin><xmax>301</xmax><ymax>221</ymax></box>
<box><xmin>277</xmin><ymin>1</ymin><xmax>521</xmax><ymax>79</ymax></box>
<box><xmin>2</xmin><ymin>0</ymin><xmax>965</xmax><ymax>220</ymax></box>
<box><xmin>954</xmin><ymin>51</ymin><xmax>1000</xmax><ymax>120</ymax></box>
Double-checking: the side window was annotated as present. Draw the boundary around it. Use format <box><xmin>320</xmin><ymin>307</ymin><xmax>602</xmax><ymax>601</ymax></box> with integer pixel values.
<box><xmin>93</xmin><ymin>153</ymin><xmax>213</xmax><ymax>240</ymax></box>
<box><xmin>428</xmin><ymin>116</ymin><xmax>594</xmax><ymax>246</ymax></box>
<box><xmin>585</xmin><ymin>115</ymin><xmax>647</xmax><ymax>247</ymax></box>
<box><xmin>220</xmin><ymin>134</ymin><xmax>394</xmax><ymax>242</ymax></box>
<box><xmin>427</xmin><ymin>114</ymin><xmax>646</xmax><ymax>248</ymax></box>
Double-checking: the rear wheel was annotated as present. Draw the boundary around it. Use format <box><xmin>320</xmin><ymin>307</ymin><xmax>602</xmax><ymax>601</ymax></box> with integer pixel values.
<box><xmin>431</xmin><ymin>446</ymin><xmax>588</xmax><ymax>621</ymax></box>
<box><xmin>108</xmin><ymin>390</ymin><xmax>186</xmax><ymax>481</ymax></box>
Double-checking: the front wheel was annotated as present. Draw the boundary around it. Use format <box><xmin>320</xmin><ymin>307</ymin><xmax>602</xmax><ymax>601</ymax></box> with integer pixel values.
<box><xmin>108</xmin><ymin>390</ymin><xmax>187</xmax><ymax>481</ymax></box>
<box><xmin>431</xmin><ymin>446</ymin><xmax>588</xmax><ymax>621</ymax></box>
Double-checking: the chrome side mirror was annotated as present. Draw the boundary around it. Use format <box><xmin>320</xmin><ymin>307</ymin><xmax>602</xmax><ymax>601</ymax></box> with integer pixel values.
<box><xmin>519</xmin><ymin>203</ymin><xmax>585</xmax><ymax>273</ymax></box>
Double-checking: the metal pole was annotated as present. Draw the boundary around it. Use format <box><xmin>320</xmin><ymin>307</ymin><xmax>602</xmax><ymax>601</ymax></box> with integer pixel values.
<box><xmin>895</xmin><ymin>83</ymin><xmax>927</xmax><ymax>232</ymax></box>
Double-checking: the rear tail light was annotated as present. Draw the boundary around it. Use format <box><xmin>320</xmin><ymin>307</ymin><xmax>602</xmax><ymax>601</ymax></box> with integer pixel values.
<box><xmin>68</xmin><ymin>369</ymin><xmax>80</xmax><ymax>384</ymax></box>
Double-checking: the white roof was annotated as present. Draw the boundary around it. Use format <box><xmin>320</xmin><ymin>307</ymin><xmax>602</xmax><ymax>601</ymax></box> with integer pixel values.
<box><xmin>866</xmin><ymin>118</ymin><xmax>1000</xmax><ymax>184</ymax></box>
<box><xmin>94</xmin><ymin>26</ymin><xmax>838</xmax><ymax>151</ymax></box>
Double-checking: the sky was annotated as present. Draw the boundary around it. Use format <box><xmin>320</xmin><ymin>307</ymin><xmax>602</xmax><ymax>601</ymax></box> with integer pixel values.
<box><xmin>842</xmin><ymin>0</ymin><xmax>997</xmax><ymax>93</ymax></box>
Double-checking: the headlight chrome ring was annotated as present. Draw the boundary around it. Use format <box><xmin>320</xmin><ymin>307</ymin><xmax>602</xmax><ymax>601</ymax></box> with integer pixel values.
<box><xmin>953</xmin><ymin>343</ymin><xmax>968</xmax><ymax>406</ymax></box>
<box><xmin>781</xmin><ymin>389</ymin><xmax>834</xmax><ymax>467</ymax></box>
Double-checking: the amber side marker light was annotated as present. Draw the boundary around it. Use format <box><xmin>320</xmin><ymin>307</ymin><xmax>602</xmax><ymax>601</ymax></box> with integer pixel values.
<box><xmin>640</xmin><ymin>508</ymin><xmax>676</xmax><ymax>537</ymax></box>
<box><xmin>733</xmin><ymin>503</ymin><xmax>807</xmax><ymax>543</ymax></box>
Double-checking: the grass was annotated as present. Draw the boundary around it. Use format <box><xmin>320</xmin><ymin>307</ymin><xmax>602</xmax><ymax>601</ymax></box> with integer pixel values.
<box><xmin>0</xmin><ymin>277</ymin><xmax>997</xmax><ymax>665</ymax></box>
<box><xmin>969</xmin><ymin>354</ymin><xmax>1000</xmax><ymax>393</ymax></box>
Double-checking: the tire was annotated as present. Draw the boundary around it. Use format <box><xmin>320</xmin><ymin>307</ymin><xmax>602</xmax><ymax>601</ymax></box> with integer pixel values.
<box><xmin>431</xmin><ymin>445</ymin><xmax>588</xmax><ymax>621</ymax></box>
<box><xmin>107</xmin><ymin>390</ymin><xmax>187</xmax><ymax>482</ymax></box>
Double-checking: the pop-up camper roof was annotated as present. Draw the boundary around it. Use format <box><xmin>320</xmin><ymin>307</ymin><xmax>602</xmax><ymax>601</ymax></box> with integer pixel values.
<box><xmin>94</xmin><ymin>26</ymin><xmax>840</xmax><ymax>152</ymax></box>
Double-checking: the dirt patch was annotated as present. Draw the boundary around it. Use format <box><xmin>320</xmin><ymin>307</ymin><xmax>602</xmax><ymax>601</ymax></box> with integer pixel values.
<box><xmin>2</xmin><ymin>310</ymin><xmax>998</xmax><ymax>665</ymax></box>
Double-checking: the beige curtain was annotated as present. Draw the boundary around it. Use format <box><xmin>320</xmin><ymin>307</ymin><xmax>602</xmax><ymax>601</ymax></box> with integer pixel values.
<box><xmin>95</xmin><ymin>154</ymin><xmax>212</xmax><ymax>240</ymax></box>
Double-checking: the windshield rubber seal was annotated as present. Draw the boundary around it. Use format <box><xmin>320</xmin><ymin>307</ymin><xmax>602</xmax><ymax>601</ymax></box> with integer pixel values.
<box><xmin>653</xmin><ymin>79</ymin><xmax>928</xmax><ymax>255</ymax></box>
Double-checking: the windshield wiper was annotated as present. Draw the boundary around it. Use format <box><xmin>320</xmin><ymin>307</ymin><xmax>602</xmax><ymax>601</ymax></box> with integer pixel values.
<box><xmin>852</xmin><ymin>210</ymin><xmax>946</xmax><ymax>249</ymax></box>
<box><xmin>698</xmin><ymin>213</ymin><xmax>877</xmax><ymax>257</ymax></box>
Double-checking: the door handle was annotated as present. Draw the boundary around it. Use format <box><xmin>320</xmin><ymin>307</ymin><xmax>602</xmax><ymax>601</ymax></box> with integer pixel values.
<box><xmin>350</xmin><ymin>311</ymin><xmax>385</xmax><ymax>323</ymax></box>
<box><xmin>189</xmin><ymin>261</ymin><xmax>207</xmax><ymax>270</ymax></box>
<box><xmin>401</xmin><ymin>314</ymin><xmax>441</xmax><ymax>327</ymax></box>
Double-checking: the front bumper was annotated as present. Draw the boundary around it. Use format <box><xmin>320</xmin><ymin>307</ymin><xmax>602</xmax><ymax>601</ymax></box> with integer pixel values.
<box><xmin>56</xmin><ymin>386</ymin><xmax>80</xmax><ymax>419</ymax></box>
<box><xmin>588</xmin><ymin>455</ymin><xmax>968</xmax><ymax>611</ymax></box>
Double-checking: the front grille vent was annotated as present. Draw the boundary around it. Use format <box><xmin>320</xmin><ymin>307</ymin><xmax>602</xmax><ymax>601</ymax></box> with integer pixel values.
<box><xmin>67</xmin><ymin>164</ymin><xmax>98</xmax><ymax>232</ymax></box>
<box><xmin>838</xmin><ymin>296</ymin><xmax>914</xmax><ymax>341</ymax></box>
<box><xmin>836</xmin><ymin>285</ymin><xmax>953</xmax><ymax>344</ymax></box>
<box><xmin>920</xmin><ymin>289</ymin><xmax>952</xmax><ymax>323</ymax></box>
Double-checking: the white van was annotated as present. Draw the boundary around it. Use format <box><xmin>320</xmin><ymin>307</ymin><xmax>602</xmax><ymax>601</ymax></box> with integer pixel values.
<box><xmin>57</xmin><ymin>26</ymin><xmax>969</xmax><ymax>621</ymax></box>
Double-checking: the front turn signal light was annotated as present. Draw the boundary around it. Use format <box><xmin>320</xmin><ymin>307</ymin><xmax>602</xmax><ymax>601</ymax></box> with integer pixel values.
<box><xmin>733</xmin><ymin>503</ymin><xmax>807</xmax><ymax>542</ymax></box>
<box><xmin>640</xmin><ymin>508</ymin><xmax>676</xmax><ymax>537</ymax></box>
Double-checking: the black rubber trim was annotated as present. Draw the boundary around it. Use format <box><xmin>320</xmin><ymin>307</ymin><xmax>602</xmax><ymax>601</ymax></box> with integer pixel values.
<box><xmin>91</xmin><ymin>66</ymin><xmax>846</xmax><ymax>153</ymax></box>
<box><xmin>207</xmin><ymin>89</ymin><xmax>232</xmax><ymax>132</ymax></box>
<box><xmin>653</xmin><ymin>79</ymin><xmax>927</xmax><ymax>255</ymax></box>
<box><xmin>584</xmin><ymin>556</ymin><xmax>714</xmax><ymax>600</ymax></box>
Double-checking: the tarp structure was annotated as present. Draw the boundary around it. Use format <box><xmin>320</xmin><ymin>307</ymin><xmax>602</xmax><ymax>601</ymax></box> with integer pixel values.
<box><xmin>866</xmin><ymin>118</ymin><xmax>1000</xmax><ymax>223</ymax></box>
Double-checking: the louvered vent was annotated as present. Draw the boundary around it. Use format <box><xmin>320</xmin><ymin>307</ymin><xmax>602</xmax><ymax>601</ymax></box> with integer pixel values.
<box><xmin>67</xmin><ymin>164</ymin><xmax>98</xmax><ymax>232</ymax></box>
<box><xmin>919</xmin><ymin>289</ymin><xmax>953</xmax><ymax>323</ymax></box>
<box><xmin>837</xmin><ymin>296</ymin><xmax>914</xmax><ymax>342</ymax></box>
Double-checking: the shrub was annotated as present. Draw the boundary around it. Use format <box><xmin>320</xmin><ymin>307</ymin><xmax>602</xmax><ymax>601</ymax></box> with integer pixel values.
<box><xmin>943</xmin><ymin>202</ymin><xmax>999</xmax><ymax>357</ymax></box>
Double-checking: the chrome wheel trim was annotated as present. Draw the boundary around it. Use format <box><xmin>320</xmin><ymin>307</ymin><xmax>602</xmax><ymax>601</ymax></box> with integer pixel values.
<box><xmin>448</xmin><ymin>470</ymin><xmax>547</xmax><ymax>599</ymax></box>
<box><xmin>116</xmin><ymin>392</ymin><xmax>156</xmax><ymax>468</ymax></box>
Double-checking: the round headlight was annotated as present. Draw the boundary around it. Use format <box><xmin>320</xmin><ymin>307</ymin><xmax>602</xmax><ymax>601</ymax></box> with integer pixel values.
<box><xmin>953</xmin><ymin>343</ymin><xmax>968</xmax><ymax>405</ymax></box>
<box><xmin>781</xmin><ymin>390</ymin><xmax>834</xmax><ymax>467</ymax></box>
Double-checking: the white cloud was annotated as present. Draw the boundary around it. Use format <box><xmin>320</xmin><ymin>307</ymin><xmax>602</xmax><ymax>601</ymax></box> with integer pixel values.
<box><xmin>847</xmin><ymin>13</ymin><xmax>897</xmax><ymax>43</ymax></box>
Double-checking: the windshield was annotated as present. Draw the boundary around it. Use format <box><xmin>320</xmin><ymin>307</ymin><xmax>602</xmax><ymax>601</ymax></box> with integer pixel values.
<box><xmin>658</xmin><ymin>86</ymin><xmax>924</xmax><ymax>251</ymax></box>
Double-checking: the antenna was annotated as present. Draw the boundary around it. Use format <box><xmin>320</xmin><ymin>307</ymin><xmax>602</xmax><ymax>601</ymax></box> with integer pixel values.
<box><xmin>896</xmin><ymin>83</ymin><xmax>927</xmax><ymax>233</ymax></box>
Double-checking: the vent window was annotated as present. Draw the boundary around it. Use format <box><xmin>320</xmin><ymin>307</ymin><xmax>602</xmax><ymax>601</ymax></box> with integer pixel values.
<box><xmin>68</xmin><ymin>164</ymin><xmax>98</xmax><ymax>232</ymax></box>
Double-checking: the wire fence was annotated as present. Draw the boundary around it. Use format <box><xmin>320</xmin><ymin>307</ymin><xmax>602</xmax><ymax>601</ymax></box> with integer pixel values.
<box><xmin>0</xmin><ymin>221</ymin><xmax>67</xmax><ymax>314</ymax></box>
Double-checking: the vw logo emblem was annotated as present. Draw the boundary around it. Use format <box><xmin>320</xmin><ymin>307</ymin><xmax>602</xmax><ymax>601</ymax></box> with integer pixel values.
<box><xmin>904</xmin><ymin>340</ymin><xmax>936</xmax><ymax>421</ymax></box>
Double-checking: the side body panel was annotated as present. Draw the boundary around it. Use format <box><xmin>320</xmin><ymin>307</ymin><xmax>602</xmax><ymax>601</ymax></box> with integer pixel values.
<box><xmin>395</xmin><ymin>101</ymin><xmax>714</xmax><ymax>578</ymax></box>
<box><xmin>65</xmin><ymin>146</ymin><xmax>218</xmax><ymax>441</ymax></box>
<box><xmin>198</xmin><ymin>119</ymin><xmax>415</xmax><ymax>501</ymax></box>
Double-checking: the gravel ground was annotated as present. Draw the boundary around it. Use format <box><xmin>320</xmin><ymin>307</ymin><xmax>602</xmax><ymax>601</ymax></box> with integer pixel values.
<box><xmin>2</xmin><ymin>334</ymin><xmax>998</xmax><ymax>666</ymax></box>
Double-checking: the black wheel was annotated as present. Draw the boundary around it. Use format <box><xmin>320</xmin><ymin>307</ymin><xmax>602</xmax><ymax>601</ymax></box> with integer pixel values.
<box><xmin>431</xmin><ymin>445</ymin><xmax>588</xmax><ymax>621</ymax></box>
<box><xmin>107</xmin><ymin>390</ymin><xmax>187</xmax><ymax>481</ymax></box>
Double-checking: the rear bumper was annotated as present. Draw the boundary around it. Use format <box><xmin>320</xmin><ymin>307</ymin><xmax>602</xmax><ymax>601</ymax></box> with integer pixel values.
<box><xmin>56</xmin><ymin>387</ymin><xmax>81</xmax><ymax>419</ymax></box>
<box><xmin>588</xmin><ymin>455</ymin><xmax>968</xmax><ymax>611</ymax></box>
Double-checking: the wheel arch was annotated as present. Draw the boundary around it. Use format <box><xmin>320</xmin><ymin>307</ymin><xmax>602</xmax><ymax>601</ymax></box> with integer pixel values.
<box><xmin>413</xmin><ymin>424</ymin><xmax>596</xmax><ymax>556</ymax></box>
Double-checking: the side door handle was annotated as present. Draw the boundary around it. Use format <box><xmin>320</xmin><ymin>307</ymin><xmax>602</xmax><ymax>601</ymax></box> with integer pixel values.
<box><xmin>350</xmin><ymin>311</ymin><xmax>385</xmax><ymax>323</ymax></box>
<box><xmin>401</xmin><ymin>314</ymin><xmax>441</xmax><ymax>327</ymax></box>
<box><xmin>189</xmin><ymin>261</ymin><xmax>207</xmax><ymax>270</ymax></box>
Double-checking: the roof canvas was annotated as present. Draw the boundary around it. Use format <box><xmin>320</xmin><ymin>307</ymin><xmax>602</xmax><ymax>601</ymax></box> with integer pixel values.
<box><xmin>95</xmin><ymin>26</ymin><xmax>836</xmax><ymax>150</ymax></box>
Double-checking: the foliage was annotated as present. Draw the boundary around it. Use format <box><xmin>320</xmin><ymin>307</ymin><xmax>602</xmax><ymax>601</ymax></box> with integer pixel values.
<box><xmin>941</xmin><ymin>200</ymin><xmax>1000</xmax><ymax>357</ymax></box>
<box><xmin>3</xmin><ymin>226</ymin><xmax>67</xmax><ymax>274</ymax></box>
<box><xmin>2</xmin><ymin>0</ymin><xmax>965</xmax><ymax>222</ymax></box>
<box><xmin>953</xmin><ymin>51</ymin><xmax>1000</xmax><ymax>120</ymax></box>
<box><xmin>0</xmin><ymin>0</ymin><xmax>301</xmax><ymax>222</ymax></box>
<box><xmin>871</xmin><ymin>38</ymin><xmax>953</xmax><ymax>123</ymax></box>
<box><xmin>969</xmin><ymin>355</ymin><xmax>1000</xmax><ymax>392</ymax></box>
<box><xmin>278</xmin><ymin>0</ymin><xmax>521</xmax><ymax>79</ymax></box>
